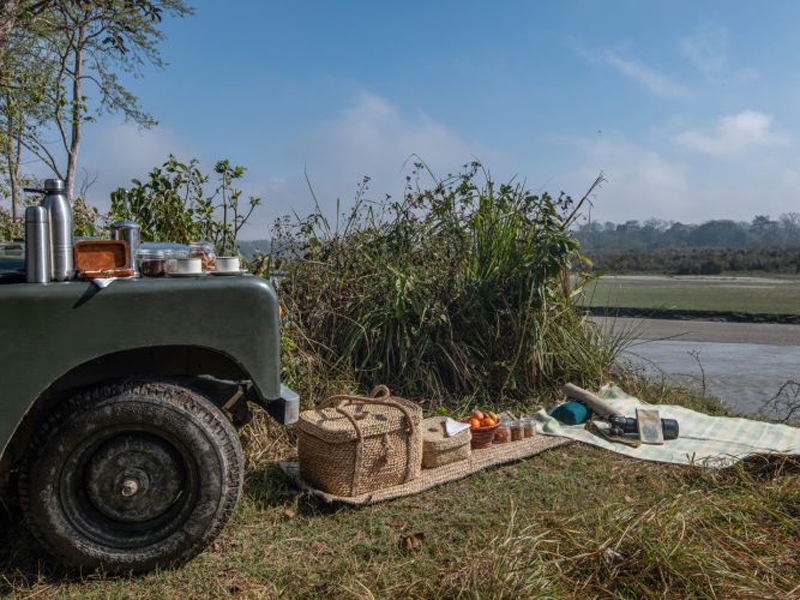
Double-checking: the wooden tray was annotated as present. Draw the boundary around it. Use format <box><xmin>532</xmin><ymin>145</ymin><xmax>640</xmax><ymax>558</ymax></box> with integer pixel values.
<box><xmin>74</xmin><ymin>240</ymin><xmax>132</xmax><ymax>278</ymax></box>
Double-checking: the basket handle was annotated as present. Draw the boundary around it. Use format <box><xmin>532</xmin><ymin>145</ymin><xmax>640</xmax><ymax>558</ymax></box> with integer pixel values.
<box><xmin>371</xmin><ymin>385</ymin><xmax>391</xmax><ymax>399</ymax></box>
<box><xmin>319</xmin><ymin>385</ymin><xmax>393</xmax><ymax>409</ymax></box>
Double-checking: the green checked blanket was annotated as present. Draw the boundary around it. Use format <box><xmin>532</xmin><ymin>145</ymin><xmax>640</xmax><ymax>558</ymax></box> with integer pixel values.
<box><xmin>533</xmin><ymin>385</ymin><xmax>800</xmax><ymax>468</ymax></box>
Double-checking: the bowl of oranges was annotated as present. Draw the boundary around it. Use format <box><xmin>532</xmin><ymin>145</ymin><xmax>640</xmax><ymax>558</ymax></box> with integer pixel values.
<box><xmin>460</xmin><ymin>410</ymin><xmax>500</xmax><ymax>449</ymax></box>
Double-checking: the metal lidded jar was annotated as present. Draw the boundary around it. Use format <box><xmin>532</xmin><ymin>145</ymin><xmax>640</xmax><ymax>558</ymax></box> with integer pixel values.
<box><xmin>111</xmin><ymin>219</ymin><xmax>141</xmax><ymax>277</ymax></box>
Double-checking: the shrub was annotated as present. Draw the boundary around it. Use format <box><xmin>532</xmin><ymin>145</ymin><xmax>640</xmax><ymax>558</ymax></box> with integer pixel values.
<box><xmin>108</xmin><ymin>155</ymin><xmax>260</xmax><ymax>254</ymax></box>
<box><xmin>272</xmin><ymin>163</ymin><xmax>621</xmax><ymax>404</ymax></box>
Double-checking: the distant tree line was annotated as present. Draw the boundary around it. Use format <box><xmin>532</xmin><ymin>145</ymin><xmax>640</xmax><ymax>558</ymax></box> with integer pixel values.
<box><xmin>575</xmin><ymin>214</ymin><xmax>800</xmax><ymax>251</ymax></box>
<box><xmin>574</xmin><ymin>214</ymin><xmax>800</xmax><ymax>275</ymax></box>
<box><xmin>586</xmin><ymin>246</ymin><xmax>800</xmax><ymax>275</ymax></box>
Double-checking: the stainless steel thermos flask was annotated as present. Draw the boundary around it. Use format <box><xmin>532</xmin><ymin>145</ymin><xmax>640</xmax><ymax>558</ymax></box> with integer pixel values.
<box><xmin>39</xmin><ymin>178</ymin><xmax>73</xmax><ymax>281</ymax></box>
<box><xmin>24</xmin><ymin>206</ymin><xmax>51</xmax><ymax>283</ymax></box>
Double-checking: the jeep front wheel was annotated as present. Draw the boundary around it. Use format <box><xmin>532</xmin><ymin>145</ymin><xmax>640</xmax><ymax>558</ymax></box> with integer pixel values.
<box><xmin>19</xmin><ymin>381</ymin><xmax>243</xmax><ymax>573</ymax></box>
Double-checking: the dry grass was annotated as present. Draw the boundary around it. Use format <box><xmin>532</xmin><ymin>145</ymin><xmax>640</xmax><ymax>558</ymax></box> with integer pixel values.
<box><xmin>1</xmin><ymin>386</ymin><xmax>797</xmax><ymax>599</ymax></box>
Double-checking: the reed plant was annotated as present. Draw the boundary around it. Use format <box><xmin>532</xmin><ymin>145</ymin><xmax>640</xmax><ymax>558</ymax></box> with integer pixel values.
<box><xmin>271</xmin><ymin>162</ymin><xmax>620</xmax><ymax>406</ymax></box>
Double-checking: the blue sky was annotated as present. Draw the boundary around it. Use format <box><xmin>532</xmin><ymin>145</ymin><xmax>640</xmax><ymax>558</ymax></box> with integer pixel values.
<box><xmin>73</xmin><ymin>0</ymin><xmax>800</xmax><ymax>237</ymax></box>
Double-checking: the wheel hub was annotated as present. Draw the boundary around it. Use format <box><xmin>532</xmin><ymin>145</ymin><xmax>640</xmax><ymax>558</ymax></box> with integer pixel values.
<box><xmin>85</xmin><ymin>434</ymin><xmax>185</xmax><ymax>523</ymax></box>
<box><xmin>120</xmin><ymin>478</ymin><xmax>139</xmax><ymax>497</ymax></box>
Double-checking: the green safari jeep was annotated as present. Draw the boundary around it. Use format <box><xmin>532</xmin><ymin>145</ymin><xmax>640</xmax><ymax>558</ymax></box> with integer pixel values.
<box><xmin>0</xmin><ymin>260</ymin><xmax>298</xmax><ymax>573</ymax></box>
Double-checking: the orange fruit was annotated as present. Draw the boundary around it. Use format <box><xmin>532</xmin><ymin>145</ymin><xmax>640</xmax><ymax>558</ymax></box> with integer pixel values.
<box><xmin>472</xmin><ymin>410</ymin><xmax>485</xmax><ymax>421</ymax></box>
<box><xmin>482</xmin><ymin>417</ymin><xmax>496</xmax><ymax>427</ymax></box>
<box><xmin>469</xmin><ymin>418</ymin><xmax>481</xmax><ymax>429</ymax></box>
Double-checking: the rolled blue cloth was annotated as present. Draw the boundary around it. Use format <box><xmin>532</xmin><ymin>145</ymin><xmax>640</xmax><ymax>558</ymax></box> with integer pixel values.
<box><xmin>550</xmin><ymin>400</ymin><xmax>591</xmax><ymax>425</ymax></box>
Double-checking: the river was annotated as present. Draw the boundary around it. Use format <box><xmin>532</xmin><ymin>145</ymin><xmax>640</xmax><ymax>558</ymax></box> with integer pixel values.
<box><xmin>594</xmin><ymin>317</ymin><xmax>800</xmax><ymax>418</ymax></box>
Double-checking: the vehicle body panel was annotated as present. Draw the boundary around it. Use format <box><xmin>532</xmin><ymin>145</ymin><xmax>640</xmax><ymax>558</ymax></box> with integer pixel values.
<box><xmin>0</xmin><ymin>275</ymin><xmax>284</xmax><ymax>460</ymax></box>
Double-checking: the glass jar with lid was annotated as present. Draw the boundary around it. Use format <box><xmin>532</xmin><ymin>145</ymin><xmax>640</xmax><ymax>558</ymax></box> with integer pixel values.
<box><xmin>522</xmin><ymin>417</ymin><xmax>536</xmax><ymax>438</ymax></box>
<box><xmin>494</xmin><ymin>419</ymin><xmax>512</xmax><ymax>444</ymax></box>
<box><xmin>188</xmin><ymin>241</ymin><xmax>216</xmax><ymax>271</ymax></box>
<box><xmin>138</xmin><ymin>249</ymin><xmax>167</xmax><ymax>277</ymax></box>
<box><xmin>164</xmin><ymin>248</ymin><xmax>189</xmax><ymax>275</ymax></box>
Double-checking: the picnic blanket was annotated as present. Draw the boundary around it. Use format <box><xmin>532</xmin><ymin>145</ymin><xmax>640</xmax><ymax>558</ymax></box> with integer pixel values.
<box><xmin>533</xmin><ymin>385</ymin><xmax>800</xmax><ymax>468</ymax></box>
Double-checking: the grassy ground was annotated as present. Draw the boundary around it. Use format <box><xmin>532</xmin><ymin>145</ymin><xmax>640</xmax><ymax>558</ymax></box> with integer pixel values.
<box><xmin>585</xmin><ymin>275</ymin><xmax>800</xmax><ymax>315</ymax></box>
<box><xmin>1</xmin><ymin>382</ymin><xmax>797</xmax><ymax>599</ymax></box>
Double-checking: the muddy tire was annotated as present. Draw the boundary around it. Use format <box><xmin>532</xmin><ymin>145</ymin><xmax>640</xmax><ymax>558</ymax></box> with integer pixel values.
<box><xmin>19</xmin><ymin>381</ymin><xmax>243</xmax><ymax>573</ymax></box>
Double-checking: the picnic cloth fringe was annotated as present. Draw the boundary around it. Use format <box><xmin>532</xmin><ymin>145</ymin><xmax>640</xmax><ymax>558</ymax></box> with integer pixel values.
<box><xmin>534</xmin><ymin>385</ymin><xmax>800</xmax><ymax>468</ymax></box>
<box><xmin>278</xmin><ymin>435</ymin><xmax>571</xmax><ymax>506</ymax></box>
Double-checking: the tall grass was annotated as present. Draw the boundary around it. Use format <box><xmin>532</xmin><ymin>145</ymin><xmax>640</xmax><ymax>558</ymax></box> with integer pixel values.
<box><xmin>269</xmin><ymin>162</ymin><xmax>621</xmax><ymax>406</ymax></box>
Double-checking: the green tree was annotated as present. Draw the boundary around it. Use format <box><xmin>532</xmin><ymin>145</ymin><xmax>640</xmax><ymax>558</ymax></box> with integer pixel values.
<box><xmin>109</xmin><ymin>155</ymin><xmax>208</xmax><ymax>244</ymax></box>
<box><xmin>749</xmin><ymin>214</ymin><xmax>780</xmax><ymax>245</ymax></box>
<box><xmin>0</xmin><ymin>11</ymin><xmax>56</xmax><ymax>234</ymax></box>
<box><xmin>2</xmin><ymin>0</ymin><xmax>192</xmax><ymax>205</ymax></box>
<box><xmin>109</xmin><ymin>155</ymin><xmax>260</xmax><ymax>254</ymax></box>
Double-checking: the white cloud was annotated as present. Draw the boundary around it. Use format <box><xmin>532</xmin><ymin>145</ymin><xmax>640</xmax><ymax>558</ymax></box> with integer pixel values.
<box><xmin>782</xmin><ymin>168</ymin><xmax>800</xmax><ymax>189</ymax></box>
<box><xmin>560</xmin><ymin>131</ymin><xmax>800</xmax><ymax>224</ymax></box>
<box><xmin>286</xmin><ymin>93</ymin><xmax>509</xmax><ymax>225</ymax></box>
<box><xmin>79</xmin><ymin>121</ymin><xmax>198</xmax><ymax>210</ymax></box>
<box><xmin>603</xmin><ymin>50</ymin><xmax>691</xmax><ymax>99</ymax></box>
<box><xmin>680</xmin><ymin>27</ymin><xmax>728</xmax><ymax>83</ymax></box>
<box><xmin>680</xmin><ymin>27</ymin><xmax>758</xmax><ymax>86</ymax></box>
<box><xmin>676</xmin><ymin>110</ymin><xmax>789</xmax><ymax>156</ymax></box>
<box><xmin>565</xmin><ymin>135</ymin><xmax>692</xmax><ymax>223</ymax></box>
<box><xmin>39</xmin><ymin>97</ymin><xmax>504</xmax><ymax>239</ymax></box>
<box><xmin>299</xmin><ymin>93</ymin><xmax>502</xmax><ymax>175</ymax></box>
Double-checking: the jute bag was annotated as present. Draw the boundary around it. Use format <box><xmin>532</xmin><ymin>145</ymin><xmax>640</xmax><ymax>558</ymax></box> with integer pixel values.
<box><xmin>297</xmin><ymin>386</ymin><xmax>423</xmax><ymax>496</ymax></box>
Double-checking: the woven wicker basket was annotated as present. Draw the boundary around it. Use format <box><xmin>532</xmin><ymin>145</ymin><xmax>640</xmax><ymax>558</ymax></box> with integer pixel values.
<box><xmin>421</xmin><ymin>417</ymin><xmax>471</xmax><ymax>469</ymax></box>
<box><xmin>297</xmin><ymin>386</ymin><xmax>423</xmax><ymax>497</ymax></box>
<box><xmin>459</xmin><ymin>418</ymin><xmax>501</xmax><ymax>449</ymax></box>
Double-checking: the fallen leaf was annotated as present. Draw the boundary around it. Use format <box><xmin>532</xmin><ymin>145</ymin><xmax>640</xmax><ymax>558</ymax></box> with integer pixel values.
<box><xmin>624</xmin><ymin>495</ymin><xmax>637</xmax><ymax>505</ymax></box>
<box><xmin>283</xmin><ymin>507</ymin><xmax>297</xmax><ymax>519</ymax></box>
<box><xmin>386</xmin><ymin>515</ymin><xmax>406</xmax><ymax>530</ymax></box>
<box><xmin>402</xmin><ymin>532</ymin><xmax>426</xmax><ymax>552</ymax></box>
<box><xmin>601</xmin><ymin>547</ymin><xmax>625</xmax><ymax>565</ymax></box>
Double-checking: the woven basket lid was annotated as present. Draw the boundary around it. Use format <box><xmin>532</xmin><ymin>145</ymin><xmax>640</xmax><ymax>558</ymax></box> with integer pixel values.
<box><xmin>298</xmin><ymin>401</ymin><xmax>421</xmax><ymax>444</ymax></box>
<box><xmin>421</xmin><ymin>416</ymin><xmax>471</xmax><ymax>451</ymax></box>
